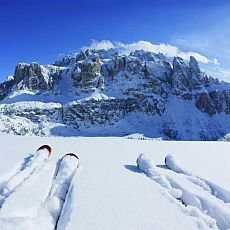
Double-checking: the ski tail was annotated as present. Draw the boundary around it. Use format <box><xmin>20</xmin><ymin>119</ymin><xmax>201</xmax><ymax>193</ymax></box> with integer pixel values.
<box><xmin>37</xmin><ymin>145</ymin><xmax>52</xmax><ymax>157</ymax></box>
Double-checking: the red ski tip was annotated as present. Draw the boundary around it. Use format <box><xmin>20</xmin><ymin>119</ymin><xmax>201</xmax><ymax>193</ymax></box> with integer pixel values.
<box><xmin>37</xmin><ymin>145</ymin><xmax>52</xmax><ymax>157</ymax></box>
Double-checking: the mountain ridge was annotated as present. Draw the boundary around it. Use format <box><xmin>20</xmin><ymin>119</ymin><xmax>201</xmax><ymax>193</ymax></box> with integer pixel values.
<box><xmin>0</xmin><ymin>48</ymin><xmax>230</xmax><ymax>140</ymax></box>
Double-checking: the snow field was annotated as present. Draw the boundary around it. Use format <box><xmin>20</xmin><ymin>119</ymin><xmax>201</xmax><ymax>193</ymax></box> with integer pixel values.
<box><xmin>0</xmin><ymin>134</ymin><xmax>229</xmax><ymax>229</ymax></box>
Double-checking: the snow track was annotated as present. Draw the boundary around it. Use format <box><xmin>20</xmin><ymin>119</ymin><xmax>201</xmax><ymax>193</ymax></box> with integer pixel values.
<box><xmin>42</xmin><ymin>153</ymin><xmax>79</xmax><ymax>229</ymax></box>
<box><xmin>137</xmin><ymin>154</ymin><xmax>230</xmax><ymax>230</ymax></box>
<box><xmin>0</xmin><ymin>136</ymin><xmax>229</xmax><ymax>230</ymax></box>
<box><xmin>0</xmin><ymin>147</ymin><xmax>51</xmax><ymax>208</ymax></box>
<box><xmin>165</xmin><ymin>154</ymin><xmax>230</xmax><ymax>204</ymax></box>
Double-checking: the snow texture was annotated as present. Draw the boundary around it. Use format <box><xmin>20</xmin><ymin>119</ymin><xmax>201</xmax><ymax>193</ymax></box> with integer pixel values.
<box><xmin>0</xmin><ymin>134</ymin><xmax>229</xmax><ymax>229</ymax></box>
<box><xmin>137</xmin><ymin>154</ymin><xmax>218</xmax><ymax>229</ymax></box>
<box><xmin>0</xmin><ymin>148</ymin><xmax>49</xmax><ymax>207</ymax></box>
<box><xmin>138</xmin><ymin>154</ymin><xmax>230</xmax><ymax>230</ymax></box>
<box><xmin>165</xmin><ymin>154</ymin><xmax>230</xmax><ymax>202</ymax></box>
<box><xmin>137</xmin><ymin>154</ymin><xmax>182</xmax><ymax>199</ymax></box>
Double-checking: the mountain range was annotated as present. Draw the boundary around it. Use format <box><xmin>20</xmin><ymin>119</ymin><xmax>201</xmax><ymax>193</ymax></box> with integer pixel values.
<box><xmin>1</xmin><ymin>48</ymin><xmax>230</xmax><ymax>140</ymax></box>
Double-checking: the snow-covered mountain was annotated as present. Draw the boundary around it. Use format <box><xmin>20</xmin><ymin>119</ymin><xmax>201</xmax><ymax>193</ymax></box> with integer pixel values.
<box><xmin>1</xmin><ymin>48</ymin><xmax>230</xmax><ymax>140</ymax></box>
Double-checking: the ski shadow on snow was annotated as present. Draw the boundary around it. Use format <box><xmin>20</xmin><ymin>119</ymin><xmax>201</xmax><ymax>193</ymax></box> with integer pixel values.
<box><xmin>124</xmin><ymin>165</ymin><xmax>142</xmax><ymax>174</ymax></box>
<box><xmin>20</xmin><ymin>154</ymin><xmax>34</xmax><ymax>171</ymax></box>
<box><xmin>0</xmin><ymin>153</ymin><xmax>34</xmax><ymax>189</ymax></box>
<box><xmin>0</xmin><ymin>152</ymin><xmax>35</xmax><ymax>208</ymax></box>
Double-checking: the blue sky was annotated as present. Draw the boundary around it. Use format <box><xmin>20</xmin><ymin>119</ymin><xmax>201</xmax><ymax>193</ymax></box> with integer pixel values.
<box><xmin>1</xmin><ymin>0</ymin><xmax>230</xmax><ymax>82</ymax></box>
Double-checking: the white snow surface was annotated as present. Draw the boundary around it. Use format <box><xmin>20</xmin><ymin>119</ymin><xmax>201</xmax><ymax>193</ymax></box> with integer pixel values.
<box><xmin>0</xmin><ymin>148</ymin><xmax>49</xmax><ymax>207</ymax></box>
<box><xmin>0</xmin><ymin>134</ymin><xmax>229</xmax><ymax>230</ymax></box>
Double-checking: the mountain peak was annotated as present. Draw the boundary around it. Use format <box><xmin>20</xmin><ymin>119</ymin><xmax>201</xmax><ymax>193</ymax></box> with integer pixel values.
<box><xmin>189</xmin><ymin>56</ymin><xmax>201</xmax><ymax>73</ymax></box>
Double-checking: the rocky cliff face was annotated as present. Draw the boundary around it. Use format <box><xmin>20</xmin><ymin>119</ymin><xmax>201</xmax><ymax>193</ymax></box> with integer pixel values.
<box><xmin>0</xmin><ymin>63</ymin><xmax>62</xmax><ymax>98</ymax></box>
<box><xmin>0</xmin><ymin>48</ymin><xmax>230</xmax><ymax>140</ymax></box>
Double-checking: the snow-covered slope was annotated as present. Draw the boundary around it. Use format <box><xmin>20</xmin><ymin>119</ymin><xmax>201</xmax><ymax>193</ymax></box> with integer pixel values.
<box><xmin>0</xmin><ymin>134</ymin><xmax>229</xmax><ymax>229</ymax></box>
<box><xmin>1</xmin><ymin>48</ymin><xmax>230</xmax><ymax>140</ymax></box>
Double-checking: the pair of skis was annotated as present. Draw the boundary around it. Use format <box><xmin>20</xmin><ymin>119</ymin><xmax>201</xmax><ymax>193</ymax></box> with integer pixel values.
<box><xmin>0</xmin><ymin>145</ymin><xmax>79</xmax><ymax>228</ymax></box>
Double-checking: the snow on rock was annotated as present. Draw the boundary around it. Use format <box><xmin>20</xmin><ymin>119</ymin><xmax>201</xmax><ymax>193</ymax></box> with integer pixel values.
<box><xmin>1</xmin><ymin>48</ymin><xmax>230</xmax><ymax>140</ymax></box>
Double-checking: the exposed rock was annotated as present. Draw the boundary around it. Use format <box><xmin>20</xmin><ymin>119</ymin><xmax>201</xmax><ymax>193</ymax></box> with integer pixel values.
<box><xmin>106</xmin><ymin>56</ymin><xmax>127</xmax><ymax>79</ymax></box>
<box><xmin>196</xmin><ymin>92</ymin><xmax>216</xmax><ymax>116</ymax></box>
<box><xmin>0</xmin><ymin>77</ymin><xmax>15</xmax><ymax>100</ymax></box>
<box><xmin>54</xmin><ymin>55</ymin><xmax>76</xmax><ymax>66</ymax></box>
<box><xmin>162</xmin><ymin>122</ymin><xmax>179</xmax><ymax>140</ymax></box>
<box><xmin>189</xmin><ymin>56</ymin><xmax>200</xmax><ymax>73</ymax></box>
<box><xmin>62</xmin><ymin>97</ymin><xmax>166</xmax><ymax>129</ymax></box>
<box><xmin>0</xmin><ymin>102</ymin><xmax>62</xmax><ymax>122</ymax></box>
<box><xmin>172</xmin><ymin>57</ymin><xmax>191</xmax><ymax>91</ymax></box>
<box><xmin>76</xmin><ymin>50</ymin><xmax>88</xmax><ymax>62</ymax></box>
<box><xmin>195</xmin><ymin>91</ymin><xmax>225</xmax><ymax>116</ymax></box>
<box><xmin>14</xmin><ymin>63</ymin><xmax>60</xmax><ymax>91</ymax></box>
<box><xmin>189</xmin><ymin>56</ymin><xmax>207</xmax><ymax>88</ymax></box>
<box><xmin>78</xmin><ymin>54</ymin><xmax>102</xmax><ymax>89</ymax></box>
<box><xmin>171</xmin><ymin>56</ymin><xmax>208</xmax><ymax>93</ymax></box>
<box><xmin>223</xmin><ymin>90</ymin><xmax>230</xmax><ymax>114</ymax></box>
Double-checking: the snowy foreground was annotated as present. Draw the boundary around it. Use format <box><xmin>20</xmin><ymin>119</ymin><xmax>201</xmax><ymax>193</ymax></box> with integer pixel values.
<box><xmin>0</xmin><ymin>134</ymin><xmax>229</xmax><ymax>230</ymax></box>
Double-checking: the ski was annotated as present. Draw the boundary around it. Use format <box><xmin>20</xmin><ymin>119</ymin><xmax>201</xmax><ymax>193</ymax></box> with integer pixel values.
<box><xmin>0</xmin><ymin>145</ymin><xmax>52</xmax><ymax>207</ymax></box>
<box><xmin>37</xmin><ymin>145</ymin><xmax>52</xmax><ymax>157</ymax></box>
<box><xmin>43</xmin><ymin>153</ymin><xmax>79</xmax><ymax>229</ymax></box>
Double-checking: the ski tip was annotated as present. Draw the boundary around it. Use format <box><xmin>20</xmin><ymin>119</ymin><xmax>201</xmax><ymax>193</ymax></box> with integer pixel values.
<box><xmin>37</xmin><ymin>145</ymin><xmax>52</xmax><ymax>157</ymax></box>
<box><xmin>63</xmin><ymin>153</ymin><xmax>79</xmax><ymax>159</ymax></box>
<box><xmin>62</xmin><ymin>153</ymin><xmax>79</xmax><ymax>166</ymax></box>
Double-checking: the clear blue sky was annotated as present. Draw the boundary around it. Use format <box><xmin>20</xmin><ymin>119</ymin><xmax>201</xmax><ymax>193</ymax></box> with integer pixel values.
<box><xmin>1</xmin><ymin>0</ymin><xmax>230</xmax><ymax>82</ymax></box>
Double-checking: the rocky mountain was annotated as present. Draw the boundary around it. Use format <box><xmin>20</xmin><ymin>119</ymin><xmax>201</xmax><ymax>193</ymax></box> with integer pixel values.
<box><xmin>1</xmin><ymin>48</ymin><xmax>230</xmax><ymax>140</ymax></box>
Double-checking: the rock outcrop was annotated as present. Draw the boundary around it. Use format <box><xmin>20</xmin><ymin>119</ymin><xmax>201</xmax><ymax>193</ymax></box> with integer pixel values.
<box><xmin>195</xmin><ymin>90</ymin><xmax>230</xmax><ymax>116</ymax></box>
<box><xmin>14</xmin><ymin>63</ymin><xmax>61</xmax><ymax>91</ymax></box>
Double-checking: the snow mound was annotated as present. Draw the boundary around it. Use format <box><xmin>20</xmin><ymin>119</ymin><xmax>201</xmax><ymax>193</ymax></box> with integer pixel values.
<box><xmin>165</xmin><ymin>154</ymin><xmax>191</xmax><ymax>175</ymax></box>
